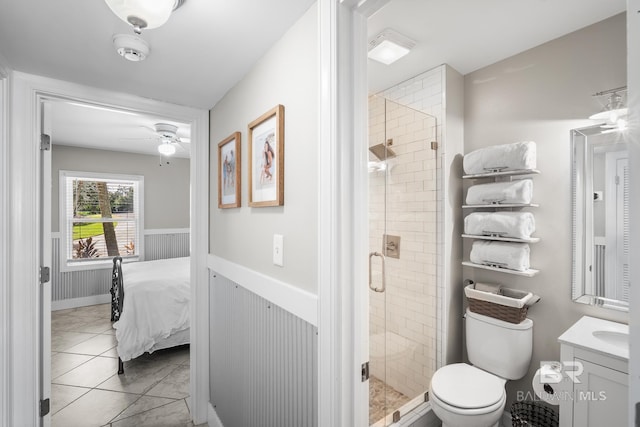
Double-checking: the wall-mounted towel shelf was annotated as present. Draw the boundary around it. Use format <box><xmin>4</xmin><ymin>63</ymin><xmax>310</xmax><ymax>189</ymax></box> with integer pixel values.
<box><xmin>462</xmin><ymin>203</ymin><xmax>539</xmax><ymax>209</ymax></box>
<box><xmin>462</xmin><ymin>144</ymin><xmax>540</xmax><ymax>278</ymax></box>
<box><xmin>462</xmin><ymin>261</ymin><xmax>539</xmax><ymax>277</ymax></box>
<box><xmin>462</xmin><ymin>169</ymin><xmax>540</xmax><ymax>179</ymax></box>
<box><xmin>462</xmin><ymin>234</ymin><xmax>540</xmax><ymax>243</ymax></box>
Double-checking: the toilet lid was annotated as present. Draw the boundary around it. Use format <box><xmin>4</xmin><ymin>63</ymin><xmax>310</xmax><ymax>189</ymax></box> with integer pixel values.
<box><xmin>431</xmin><ymin>363</ymin><xmax>505</xmax><ymax>409</ymax></box>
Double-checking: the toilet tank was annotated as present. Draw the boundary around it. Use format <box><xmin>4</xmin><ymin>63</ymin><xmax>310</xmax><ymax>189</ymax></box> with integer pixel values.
<box><xmin>466</xmin><ymin>308</ymin><xmax>533</xmax><ymax>380</ymax></box>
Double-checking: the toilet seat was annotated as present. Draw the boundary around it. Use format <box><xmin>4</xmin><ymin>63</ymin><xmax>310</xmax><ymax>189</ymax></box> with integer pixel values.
<box><xmin>430</xmin><ymin>363</ymin><xmax>506</xmax><ymax>410</ymax></box>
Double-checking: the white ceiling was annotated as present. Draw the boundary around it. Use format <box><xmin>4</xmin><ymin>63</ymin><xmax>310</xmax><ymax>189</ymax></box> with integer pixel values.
<box><xmin>367</xmin><ymin>0</ymin><xmax>626</xmax><ymax>94</ymax></box>
<box><xmin>0</xmin><ymin>0</ymin><xmax>626</xmax><ymax>158</ymax></box>
<box><xmin>50</xmin><ymin>101</ymin><xmax>192</xmax><ymax>158</ymax></box>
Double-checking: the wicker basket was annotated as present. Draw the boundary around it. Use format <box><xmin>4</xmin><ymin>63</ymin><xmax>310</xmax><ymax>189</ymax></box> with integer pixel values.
<box><xmin>467</xmin><ymin>297</ymin><xmax>528</xmax><ymax>323</ymax></box>
<box><xmin>511</xmin><ymin>401</ymin><xmax>559</xmax><ymax>427</ymax></box>
<box><xmin>464</xmin><ymin>284</ymin><xmax>533</xmax><ymax>324</ymax></box>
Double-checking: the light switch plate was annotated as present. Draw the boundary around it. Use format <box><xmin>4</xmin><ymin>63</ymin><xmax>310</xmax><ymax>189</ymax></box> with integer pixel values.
<box><xmin>273</xmin><ymin>234</ymin><xmax>284</xmax><ymax>266</ymax></box>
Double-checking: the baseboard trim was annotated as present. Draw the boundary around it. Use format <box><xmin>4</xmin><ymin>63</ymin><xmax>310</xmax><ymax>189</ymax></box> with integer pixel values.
<box><xmin>207</xmin><ymin>403</ymin><xmax>224</xmax><ymax>427</ymax></box>
<box><xmin>207</xmin><ymin>255</ymin><xmax>318</xmax><ymax>327</ymax></box>
<box><xmin>51</xmin><ymin>294</ymin><xmax>111</xmax><ymax>311</ymax></box>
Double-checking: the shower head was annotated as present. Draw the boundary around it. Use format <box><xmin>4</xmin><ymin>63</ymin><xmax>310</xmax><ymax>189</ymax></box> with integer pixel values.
<box><xmin>369</xmin><ymin>143</ymin><xmax>396</xmax><ymax>161</ymax></box>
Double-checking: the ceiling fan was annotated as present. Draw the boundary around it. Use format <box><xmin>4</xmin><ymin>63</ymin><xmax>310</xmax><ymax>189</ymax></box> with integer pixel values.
<box><xmin>153</xmin><ymin>123</ymin><xmax>187</xmax><ymax>156</ymax></box>
<box><xmin>122</xmin><ymin>122</ymin><xmax>190</xmax><ymax>156</ymax></box>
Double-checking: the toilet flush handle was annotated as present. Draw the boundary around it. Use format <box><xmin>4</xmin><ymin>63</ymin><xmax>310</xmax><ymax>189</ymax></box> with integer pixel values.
<box><xmin>369</xmin><ymin>252</ymin><xmax>386</xmax><ymax>293</ymax></box>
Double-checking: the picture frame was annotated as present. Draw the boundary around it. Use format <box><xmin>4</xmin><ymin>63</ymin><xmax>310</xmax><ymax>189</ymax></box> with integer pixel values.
<box><xmin>217</xmin><ymin>132</ymin><xmax>241</xmax><ymax>208</ymax></box>
<box><xmin>248</xmin><ymin>104</ymin><xmax>284</xmax><ymax>207</ymax></box>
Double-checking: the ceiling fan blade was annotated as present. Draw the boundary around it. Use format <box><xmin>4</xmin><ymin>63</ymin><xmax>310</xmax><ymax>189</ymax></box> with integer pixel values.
<box><xmin>119</xmin><ymin>136</ymin><xmax>158</xmax><ymax>142</ymax></box>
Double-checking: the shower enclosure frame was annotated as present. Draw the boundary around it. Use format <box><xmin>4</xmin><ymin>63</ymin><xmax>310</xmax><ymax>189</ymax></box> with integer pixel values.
<box><xmin>367</xmin><ymin>96</ymin><xmax>440</xmax><ymax>426</ymax></box>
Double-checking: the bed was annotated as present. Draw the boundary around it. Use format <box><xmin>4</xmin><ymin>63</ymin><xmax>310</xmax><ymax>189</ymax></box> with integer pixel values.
<box><xmin>111</xmin><ymin>256</ymin><xmax>190</xmax><ymax>374</ymax></box>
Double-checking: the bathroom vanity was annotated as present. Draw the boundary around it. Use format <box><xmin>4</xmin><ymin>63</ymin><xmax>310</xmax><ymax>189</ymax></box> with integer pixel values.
<box><xmin>557</xmin><ymin>316</ymin><xmax>628</xmax><ymax>427</ymax></box>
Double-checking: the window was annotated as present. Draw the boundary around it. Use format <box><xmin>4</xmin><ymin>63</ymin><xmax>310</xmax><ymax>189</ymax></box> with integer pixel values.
<box><xmin>60</xmin><ymin>171</ymin><xmax>144</xmax><ymax>271</ymax></box>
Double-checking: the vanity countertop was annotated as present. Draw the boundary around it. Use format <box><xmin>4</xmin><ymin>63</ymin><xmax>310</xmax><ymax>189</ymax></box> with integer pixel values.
<box><xmin>558</xmin><ymin>316</ymin><xmax>629</xmax><ymax>361</ymax></box>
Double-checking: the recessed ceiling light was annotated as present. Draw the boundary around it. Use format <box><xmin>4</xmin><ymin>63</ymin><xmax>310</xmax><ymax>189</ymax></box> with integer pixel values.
<box><xmin>368</xmin><ymin>29</ymin><xmax>415</xmax><ymax>65</ymax></box>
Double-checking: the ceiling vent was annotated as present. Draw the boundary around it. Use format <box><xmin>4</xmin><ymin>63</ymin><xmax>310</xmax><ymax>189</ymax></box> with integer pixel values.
<box><xmin>113</xmin><ymin>34</ymin><xmax>150</xmax><ymax>61</ymax></box>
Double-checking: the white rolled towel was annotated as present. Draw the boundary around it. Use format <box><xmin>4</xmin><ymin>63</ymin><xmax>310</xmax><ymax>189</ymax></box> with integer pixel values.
<box><xmin>470</xmin><ymin>241</ymin><xmax>530</xmax><ymax>271</ymax></box>
<box><xmin>466</xmin><ymin>179</ymin><xmax>533</xmax><ymax>205</ymax></box>
<box><xmin>464</xmin><ymin>211</ymin><xmax>536</xmax><ymax>239</ymax></box>
<box><xmin>463</xmin><ymin>141</ymin><xmax>537</xmax><ymax>174</ymax></box>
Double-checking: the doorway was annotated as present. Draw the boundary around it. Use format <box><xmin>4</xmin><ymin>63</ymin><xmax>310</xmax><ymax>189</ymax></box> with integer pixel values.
<box><xmin>44</xmin><ymin>98</ymin><xmax>194</xmax><ymax>426</ymax></box>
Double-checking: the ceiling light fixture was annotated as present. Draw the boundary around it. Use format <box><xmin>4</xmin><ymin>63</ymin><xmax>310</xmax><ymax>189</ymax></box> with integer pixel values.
<box><xmin>158</xmin><ymin>142</ymin><xmax>176</xmax><ymax>156</ymax></box>
<box><xmin>368</xmin><ymin>29</ymin><xmax>415</xmax><ymax>65</ymax></box>
<box><xmin>589</xmin><ymin>86</ymin><xmax>628</xmax><ymax>123</ymax></box>
<box><xmin>113</xmin><ymin>34</ymin><xmax>150</xmax><ymax>61</ymax></box>
<box><xmin>104</xmin><ymin>0</ymin><xmax>185</xmax><ymax>34</ymax></box>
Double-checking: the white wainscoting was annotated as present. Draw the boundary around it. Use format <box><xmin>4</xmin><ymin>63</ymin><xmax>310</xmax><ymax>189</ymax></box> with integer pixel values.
<box><xmin>208</xmin><ymin>272</ymin><xmax>318</xmax><ymax>427</ymax></box>
<box><xmin>51</xmin><ymin>229</ymin><xmax>189</xmax><ymax>310</ymax></box>
<box><xmin>207</xmin><ymin>255</ymin><xmax>318</xmax><ymax>326</ymax></box>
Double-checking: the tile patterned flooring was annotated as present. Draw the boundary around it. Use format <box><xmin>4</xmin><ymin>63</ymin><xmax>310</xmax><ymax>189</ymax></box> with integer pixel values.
<box><xmin>369</xmin><ymin>376</ymin><xmax>411</xmax><ymax>425</ymax></box>
<box><xmin>51</xmin><ymin>303</ymin><xmax>206</xmax><ymax>427</ymax></box>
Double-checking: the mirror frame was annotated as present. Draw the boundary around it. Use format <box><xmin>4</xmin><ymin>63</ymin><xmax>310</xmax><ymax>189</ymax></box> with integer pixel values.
<box><xmin>571</xmin><ymin>124</ymin><xmax>628</xmax><ymax>312</ymax></box>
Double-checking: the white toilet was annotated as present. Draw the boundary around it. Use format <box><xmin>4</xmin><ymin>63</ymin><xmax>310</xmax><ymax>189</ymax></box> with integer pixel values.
<box><xmin>429</xmin><ymin>308</ymin><xmax>533</xmax><ymax>427</ymax></box>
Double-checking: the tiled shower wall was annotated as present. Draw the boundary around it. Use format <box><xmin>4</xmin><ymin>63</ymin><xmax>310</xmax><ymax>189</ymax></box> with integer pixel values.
<box><xmin>368</xmin><ymin>67</ymin><xmax>443</xmax><ymax>400</ymax></box>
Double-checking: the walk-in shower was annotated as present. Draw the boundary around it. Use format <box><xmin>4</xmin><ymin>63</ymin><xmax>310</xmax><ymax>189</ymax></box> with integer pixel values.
<box><xmin>368</xmin><ymin>96</ymin><xmax>439</xmax><ymax>426</ymax></box>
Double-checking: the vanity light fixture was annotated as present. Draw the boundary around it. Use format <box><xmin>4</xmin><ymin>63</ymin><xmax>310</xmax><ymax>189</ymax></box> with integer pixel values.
<box><xmin>368</xmin><ymin>29</ymin><xmax>415</xmax><ymax>65</ymax></box>
<box><xmin>589</xmin><ymin>86</ymin><xmax>628</xmax><ymax>125</ymax></box>
<box><xmin>104</xmin><ymin>0</ymin><xmax>185</xmax><ymax>34</ymax></box>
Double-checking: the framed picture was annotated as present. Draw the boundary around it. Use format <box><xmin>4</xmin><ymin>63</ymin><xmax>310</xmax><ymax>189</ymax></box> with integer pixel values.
<box><xmin>217</xmin><ymin>132</ymin><xmax>241</xmax><ymax>208</ymax></box>
<box><xmin>248</xmin><ymin>105</ymin><xmax>284</xmax><ymax>207</ymax></box>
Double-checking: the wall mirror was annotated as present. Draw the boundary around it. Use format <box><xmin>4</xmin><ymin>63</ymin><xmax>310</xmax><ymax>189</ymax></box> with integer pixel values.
<box><xmin>572</xmin><ymin>124</ymin><xmax>629</xmax><ymax>311</ymax></box>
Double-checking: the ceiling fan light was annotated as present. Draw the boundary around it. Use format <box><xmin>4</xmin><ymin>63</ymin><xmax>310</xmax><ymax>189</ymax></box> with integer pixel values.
<box><xmin>105</xmin><ymin>0</ymin><xmax>177</xmax><ymax>31</ymax></box>
<box><xmin>158</xmin><ymin>142</ymin><xmax>176</xmax><ymax>156</ymax></box>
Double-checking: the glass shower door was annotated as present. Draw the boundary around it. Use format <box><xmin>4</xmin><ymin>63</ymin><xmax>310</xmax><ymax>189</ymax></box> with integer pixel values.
<box><xmin>368</xmin><ymin>97</ymin><xmax>438</xmax><ymax>426</ymax></box>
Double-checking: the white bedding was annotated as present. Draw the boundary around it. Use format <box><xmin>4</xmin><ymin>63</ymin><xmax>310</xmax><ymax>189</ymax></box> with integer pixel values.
<box><xmin>113</xmin><ymin>257</ymin><xmax>190</xmax><ymax>361</ymax></box>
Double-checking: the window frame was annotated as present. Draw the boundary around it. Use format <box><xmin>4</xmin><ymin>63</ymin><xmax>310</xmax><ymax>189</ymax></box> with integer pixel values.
<box><xmin>59</xmin><ymin>170</ymin><xmax>145</xmax><ymax>272</ymax></box>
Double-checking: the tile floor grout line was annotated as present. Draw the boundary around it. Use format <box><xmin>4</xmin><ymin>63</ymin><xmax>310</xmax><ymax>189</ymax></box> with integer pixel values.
<box><xmin>51</xmin><ymin>303</ymin><xmax>197</xmax><ymax>426</ymax></box>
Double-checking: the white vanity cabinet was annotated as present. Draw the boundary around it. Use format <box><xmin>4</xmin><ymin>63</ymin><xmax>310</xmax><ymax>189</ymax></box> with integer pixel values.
<box><xmin>557</xmin><ymin>316</ymin><xmax>628</xmax><ymax>427</ymax></box>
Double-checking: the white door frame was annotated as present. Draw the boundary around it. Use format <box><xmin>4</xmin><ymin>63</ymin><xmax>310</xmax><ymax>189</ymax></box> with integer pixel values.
<box><xmin>627</xmin><ymin>0</ymin><xmax>640</xmax><ymax>423</ymax></box>
<box><xmin>7</xmin><ymin>71</ymin><xmax>209</xmax><ymax>426</ymax></box>
<box><xmin>40</xmin><ymin>100</ymin><xmax>53</xmax><ymax>427</ymax></box>
<box><xmin>0</xmin><ymin>59</ymin><xmax>10</xmax><ymax>427</ymax></box>
<box><xmin>317</xmin><ymin>1</ymin><xmax>388</xmax><ymax>425</ymax></box>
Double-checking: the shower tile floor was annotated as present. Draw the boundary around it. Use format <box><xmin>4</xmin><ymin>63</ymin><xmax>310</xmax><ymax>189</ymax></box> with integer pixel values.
<box><xmin>50</xmin><ymin>303</ymin><xmax>206</xmax><ymax>427</ymax></box>
<box><xmin>369</xmin><ymin>376</ymin><xmax>411</xmax><ymax>425</ymax></box>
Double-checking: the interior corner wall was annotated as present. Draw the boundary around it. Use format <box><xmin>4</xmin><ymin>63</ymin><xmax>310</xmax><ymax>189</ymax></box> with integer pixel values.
<box><xmin>442</xmin><ymin>65</ymin><xmax>465</xmax><ymax>366</ymax></box>
<box><xmin>51</xmin><ymin>145</ymin><xmax>190</xmax><ymax>231</ymax></box>
<box><xmin>463</xmin><ymin>13</ymin><xmax>628</xmax><ymax>407</ymax></box>
<box><xmin>209</xmin><ymin>4</ymin><xmax>318</xmax><ymax>294</ymax></box>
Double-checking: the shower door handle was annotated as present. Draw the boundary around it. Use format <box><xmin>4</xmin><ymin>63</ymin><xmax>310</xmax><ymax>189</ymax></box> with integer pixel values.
<box><xmin>369</xmin><ymin>252</ymin><xmax>386</xmax><ymax>293</ymax></box>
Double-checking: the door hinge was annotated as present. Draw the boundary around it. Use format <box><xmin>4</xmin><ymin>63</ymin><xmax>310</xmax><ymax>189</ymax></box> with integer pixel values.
<box><xmin>40</xmin><ymin>134</ymin><xmax>51</xmax><ymax>151</ymax></box>
<box><xmin>40</xmin><ymin>266</ymin><xmax>50</xmax><ymax>284</ymax></box>
<box><xmin>616</xmin><ymin>175</ymin><xmax>620</xmax><ymax>185</ymax></box>
<box><xmin>40</xmin><ymin>398</ymin><xmax>50</xmax><ymax>417</ymax></box>
<box><xmin>361</xmin><ymin>361</ymin><xmax>370</xmax><ymax>382</ymax></box>
<box><xmin>430</xmin><ymin>141</ymin><xmax>438</xmax><ymax>151</ymax></box>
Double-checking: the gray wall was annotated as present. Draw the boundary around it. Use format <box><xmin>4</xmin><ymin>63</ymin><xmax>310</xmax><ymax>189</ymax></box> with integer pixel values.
<box><xmin>463</xmin><ymin>13</ymin><xmax>628</xmax><ymax>407</ymax></box>
<box><xmin>51</xmin><ymin>145</ymin><xmax>190</xmax><ymax>231</ymax></box>
<box><xmin>209</xmin><ymin>4</ymin><xmax>318</xmax><ymax>293</ymax></box>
